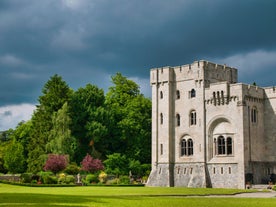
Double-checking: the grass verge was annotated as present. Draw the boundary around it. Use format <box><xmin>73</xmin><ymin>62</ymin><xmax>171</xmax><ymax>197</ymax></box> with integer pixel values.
<box><xmin>0</xmin><ymin>183</ymin><xmax>275</xmax><ymax>207</ymax></box>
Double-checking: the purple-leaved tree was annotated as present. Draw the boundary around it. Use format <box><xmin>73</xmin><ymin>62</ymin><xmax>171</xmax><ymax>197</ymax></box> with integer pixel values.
<box><xmin>80</xmin><ymin>154</ymin><xmax>104</xmax><ymax>173</ymax></box>
<box><xmin>44</xmin><ymin>154</ymin><xmax>69</xmax><ymax>174</ymax></box>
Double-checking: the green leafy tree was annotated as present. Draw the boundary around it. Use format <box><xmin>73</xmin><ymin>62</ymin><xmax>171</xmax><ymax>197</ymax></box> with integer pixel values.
<box><xmin>46</xmin><ymin>102</ymin><xmax>77</xmax><ymax>159</ymax></box>
<box><xmin>69</xmin><ymin>84</ymin><xmax>107</xmax><ymax>162</ymax></box>
<box><xmin>0</xmin><ymin>140</ymin><xmax>11</xmax><ymax>173</ymax></box>
<box><xmin>103</xmin><ymin>153</ymin><xmax>129</xmax><ymax>177</ymax></box>
<box><xmin>4</xmin><ymin>141</ymin><xmax>25</xmax><ymax>173</ymax></box>
<box><xmin>11</xmin><ymin>121</ymin><xmax>32</xmax><ymax>158</ymax></box>
<box><xmin>105</xmin><ymin>73</ymin><xmax>151</xmax><ymax>163</ymax></box>
<box><xmin>27</xmin><ymin>74</ymin><xmax>72</xmax><ymax>173</ymax></box>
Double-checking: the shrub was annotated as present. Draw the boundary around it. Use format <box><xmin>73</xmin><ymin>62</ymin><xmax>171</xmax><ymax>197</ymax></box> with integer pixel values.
<box><xmin>80</xmin><ymin>154</ymin><xmax>104</xmax><ymax>173</ymax></box>
<box><xmin>86</xmin><ymin>174</ymin><xmax>99</xmax><ymax>184</ymax></box>
<box><xmin>65</xmin><ymin>175</ymin><xmax>75</xmax><ymax>184</ymax></box>
<box><xmin>119</xmin><ymin>175</ymin><xmax>130</xmax><ymax>184</ymax></box>
<box><xmin>44</xmin><ymin>154</ymin><xmax>69</xmax><ymax>174</ymax></box>
<box><xmin>20</xmin><ymin>173</ymin><xmax>33</xmax><ymax>183</ymax></box>
<box><xmin>106</xmin><ymin>178</ymin><xmax>120</xmax><ymax>185</ymax></box>
<box><xmin>103</xmin><ymin>153</ymin><xmax>129</xmax><ymax>176</ymax></box>
<box><xmin>98</xmin><ymin>171</ymin><xmax>107</xmax><ymax>183</ymax></box>
<box><xmin>39</xmin><ymin>171</ymin><xmax>58</xmax><ymax>184</ymax></box>
<box><xmin>58</xmin><ymin>174</ymin><xmax>75</xmax><ymax>184</ymax></box>
<box><xmin>64</xmin><ymin>163</ymin><xmax>80</xmax><ymax>175</ymax></box>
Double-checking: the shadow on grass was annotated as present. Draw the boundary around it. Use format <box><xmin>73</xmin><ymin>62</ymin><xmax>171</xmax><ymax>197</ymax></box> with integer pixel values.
<box><xmin>0</xmin><ymin>193</ymin><xmax>141</xmax><ymax>207</ymax></box>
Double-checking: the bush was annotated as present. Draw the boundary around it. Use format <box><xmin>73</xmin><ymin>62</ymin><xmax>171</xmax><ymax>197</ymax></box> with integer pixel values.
<box><xmin>39</xmin><ymin>171</ymin><xmax>57</xmax><ymax>184</ymax></box>
<box><xmin>20</xmin><ymin>173</ymin><xmax>33</xmax><ymax>183</ymax></box>
<box><xmin>85</xmin><ymin>174</ymin><xmax>99</xmax><ymax>184</ymax></box>
<box><xmin>119</xmin><ymin>175</ymin><xmax>130</xmax><ymax>184</ymax></box>
<box><xmin>98</xmin><ymin>171</ymin><xmax>107</xmax><ymax>183</ymax></box>
<box><xmin>80</xmin><ymin>154</ymin><xmax>104</xmax><ymax>173</ymax></box>
<box><xmin>64</xmin><ymin>163</ymin><xmax>80</xmax><ymax>175</ymax></box>
<box><xmin>43</xmin><ymin>154</ymin><xmax>69</xmax><ymax>174</ymax></box>
<box><xmin>106</xmin><ymin>178</ymin><xmax>120</xmax><ymax>185</ymax></box>
<box><xmin>58</xmin><ymin>174</ymin><xmax>75</xmax><ymax>184</ymax></box>
<box><xmin>65</xmin><ymin>175</ymin><xmax>75</xmax><ymax>184</ymax></box>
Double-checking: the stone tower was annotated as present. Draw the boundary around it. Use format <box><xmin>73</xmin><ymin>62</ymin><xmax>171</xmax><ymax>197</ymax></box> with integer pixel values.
<box><xmin>146</xmin><ymin>60</ymin><xmax>276</xmax><ymax>188</ymax></box>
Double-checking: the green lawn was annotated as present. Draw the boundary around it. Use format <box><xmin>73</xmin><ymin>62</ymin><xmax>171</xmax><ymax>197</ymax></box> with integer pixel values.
<box><xmin>0</xmin><ymin>183</ymin><xmax>275</xmax><ymax>207</ymax></box>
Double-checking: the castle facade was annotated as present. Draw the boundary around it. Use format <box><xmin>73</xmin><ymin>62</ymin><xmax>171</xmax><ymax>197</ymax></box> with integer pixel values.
<box><xmin>147</xmin><ymin>60</ymin><xmax>276</xmax><ymax>189</ymax></box>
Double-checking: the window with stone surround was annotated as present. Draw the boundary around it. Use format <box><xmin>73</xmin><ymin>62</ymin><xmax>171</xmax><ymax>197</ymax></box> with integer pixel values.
<box><xmin>181</xmin><ymin>138</ymin><xmax>193</xmax><ymax>156</ymax></box>
<box><xmin>176</xmin><ymin>90</ymin><xmax>180</xmax><ymax>99</ymax></box>
<box><xmin>191</xmin><ymin>89</ymin><xmax>196</xmax><ymax>98</ymax></box>
<box><xmin>176</xmin><ymin>113</ymin><xmax>180</xmax><ymax>126</ymax></box>
<box><xmin>160</xmin><ymin>113</ymin><xmax>163</xmax><ymax>125</ymax></box>
<box><xmin>190</xmin><ymin>110</ymin><xmax>196</xmax><ymax>125</ymax></box>
<box><xmin>214</xmin><ymin>135</ymin><xmax>233</xmax><ymax>156</ymax></box>
<box><xmin>251</xmin><ymin>107</ymin><xmax>257</xmax><ymax>123</ymax></box>
<box><xmin>160</xmin><ymin>91</ymin><xmax>163</xmax><ymax>99</ymax></box>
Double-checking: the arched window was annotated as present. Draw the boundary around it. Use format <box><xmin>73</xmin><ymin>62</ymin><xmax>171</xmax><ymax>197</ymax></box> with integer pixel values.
<box><xmin>176</xmin><ymin>114</ymin><xmax>180</xmax><ymax>126</ymax></box>
<box><xmin>226</xmin><ymin>137</ymin><xmax>232</xmax><ymax>155</ymax></box>
<box><xmin>160</xmin><ymin>91</ymin><xmax>163</xmax><ymax>99</ymax></box>
<box><xmin>187</xmin><ymin>139</ymin><xmax>193</xmax><ymax>155</ymax></box>
<box><xmin>215</xmin><ymin>136</ymin><xmax>233</xmax><ymax>156</ymax></box>
<box><xmin>190</xmin><ymin>110</ymin><xmax>196</xmax><ymax>125</ymax></box>
<box><xmin>191</xmin><ymin>89</ymin><xmax>196</xmax><ymax>98</ymax></box>
<box><xmin>181</xmin><ymin>139</ymin><xmax>186</xmax><ymax>156</ymax></box>
<box><xmin>160</xmin><ymin>113</ymin><xmax>163</xmax><ymax>125</ymax></box>
<box><xmin>176</xmin><ymin>90</ymin><xmax>180</xmax><ymax>99</ymax></box>
<box><xmin>217</xmin><ymin>136</ymin><xmax>225</xmax><ymax>155</ymax></box>
<box><xmin>251</xmin><ymin>107</ymin><xmax>257</xmax><ymax>123</ymax></box>
<box><xmin>180</xmin><ymin>138</ymin><xmax>193</xmax><ymax>156</ymax></box>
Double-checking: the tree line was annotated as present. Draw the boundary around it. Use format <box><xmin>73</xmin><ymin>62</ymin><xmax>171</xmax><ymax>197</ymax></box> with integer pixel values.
<box><xmin>0</xmin><ymin>73</ymin><xmax>151</xmax><ymax>175</ymax></box>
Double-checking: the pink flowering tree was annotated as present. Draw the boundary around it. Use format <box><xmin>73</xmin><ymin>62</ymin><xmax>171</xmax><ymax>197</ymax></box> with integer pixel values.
<box><xmin>80</xmin><ymin>154</ymin><xmax>104</xmax><ymax>173</ymax></box>
<box><xmin>44</xmin><ymin>154</ymin><xmax>69</xmax><ymax>174</ymax></box>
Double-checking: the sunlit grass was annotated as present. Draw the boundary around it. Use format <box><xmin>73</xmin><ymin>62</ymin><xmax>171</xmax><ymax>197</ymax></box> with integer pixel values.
<box><xmin>0</xmin><ymin>183</ymin><xmax>275</xmax><ymax>207</ymax></box>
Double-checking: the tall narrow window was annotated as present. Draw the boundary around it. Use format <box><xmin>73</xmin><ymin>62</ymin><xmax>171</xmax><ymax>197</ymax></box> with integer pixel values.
<box><xmin>217</xmin><ymin>136</ymin><xmax>225</xmax><ymax>155</ymax></box>
<box><xmin>191</xmin><ymin>89</ymin><xmax>196</xmax><ymax>98</ymax></box>
<box><xmin>160</xmin><ymin>91</ymin><xmax>163</xmax><ymax>99</ymax></box>
<box><xmin>160</xmin><ymin>144</ymin><xmax>163</xmax><ymax>155</ymax></box>
<box><xmin>251</xmin><ymin>107</ymin><xmax>257</xmax><ymax>123</ymax></box>
<box><xmin>176</xmin><ymin>90</ymin><xmax>180</xmax><ymax>99</ymax></box>
<box><xmin>176</xmin><ymin>114</ymin><xmax>180</xmax><ymax>126</ymax></box>
<box><xmin>160</xmin><ymin>113</ymin><xmax>163</xmax><ymax>125</ymax></box>
<box><xmin>181</xmin><ymin>139</ymin><xmax>187</xmax><ymax>156</ymax></box>
<box><xmin>226</xmin><ymin>137</ymin><xmax>232</xmax><ymax>155</ymax></box>
<box><xmin>190</xmin><ymin>110</ymin><xmax>196</xmax><ymax>125</ymax></box>
<box><xmin>187</xmin><ymin>139</ymin><xmax>193</xmax><ymax>155</ymax></box>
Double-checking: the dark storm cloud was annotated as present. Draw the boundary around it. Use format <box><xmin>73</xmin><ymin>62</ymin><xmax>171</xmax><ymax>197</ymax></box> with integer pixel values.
<box><xmin>0</xmin><ymin>0</ymin><xmax>276</xmax><ymax>106</ymax></box>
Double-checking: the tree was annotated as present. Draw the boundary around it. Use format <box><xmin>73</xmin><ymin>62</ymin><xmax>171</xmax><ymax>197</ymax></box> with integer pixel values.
<box><xmin>11</xmin><ymin>121</ymin><xmax>32</xmax><ymax>158</ymax></box>
<box><xmin>27</xmin><ymin>74</ymin><xmax>72</xmax><ymax>173</ymax></box>
<box><xmin>69</xmin><ymin>84</ymin><xmax>107</xmax><ymax>162</ymax></box>
<box><xmin>103</xmin><ymin>153</ymin><xmax>129</xmax><ymax>176</ymax></box>
<box><xmin>46</xmin><ymin>102</ymin><xmax>77</xmax><ymax>159</ymax></box>
<box><xmin>4</xmin><ymin>141</ymin><xmax>25</xmax><ymax>173</ymax></box>
<box><xmin>80</xmin><ymin>154</ymin><xmax>104</xmax><ymax>173</ymax></box>
<box><xmin>105</xmin><ymin>73</ymin><xmax>151</xmax><ymax>163</ymax></box>
<box><xmin>44</xmin><ymin>154</ymin><xmax>69</xmax><ymax>174</ymax></box>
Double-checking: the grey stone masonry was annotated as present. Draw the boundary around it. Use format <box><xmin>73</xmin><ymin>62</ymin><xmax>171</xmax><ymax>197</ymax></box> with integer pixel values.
<box><xmin>147</xmin><ymin>60</ymin><xmax>276</xmax><ymax>189</ymax></box>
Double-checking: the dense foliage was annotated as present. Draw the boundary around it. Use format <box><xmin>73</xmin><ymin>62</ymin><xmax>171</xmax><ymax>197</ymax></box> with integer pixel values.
<box><xmin>44</xmin><ymin>154</ymin><xmax>69</xmax><ymax>174</ymax></box>
<box><xmin>80</xmin><ymin>154</ymin><xmax>104</xmax><ymax>173</ymax></box>
<box><xmin>0</xmin><ymin>73</ymin><xmax>151</xmax><ymax>178</ymax></box>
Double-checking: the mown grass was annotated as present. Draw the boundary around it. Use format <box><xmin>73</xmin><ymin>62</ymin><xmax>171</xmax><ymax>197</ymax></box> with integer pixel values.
<box><xmin>0</xmin><ymin>183</ymin><xmax>275</xmax><ymax>207</ymax></box>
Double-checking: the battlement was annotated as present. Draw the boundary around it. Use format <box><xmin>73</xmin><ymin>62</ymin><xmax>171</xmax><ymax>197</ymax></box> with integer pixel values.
<box><xmin>150</xmin><ymin>60</ymin><xmax>238</xmax><ymax>85</ymax></box>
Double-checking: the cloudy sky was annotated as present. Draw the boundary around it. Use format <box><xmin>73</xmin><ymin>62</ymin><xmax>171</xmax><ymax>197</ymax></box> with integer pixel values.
<box><xmin>0</xmin><ymin>0</ymin><xmax>276</xmax><ymax>130</ymax></box>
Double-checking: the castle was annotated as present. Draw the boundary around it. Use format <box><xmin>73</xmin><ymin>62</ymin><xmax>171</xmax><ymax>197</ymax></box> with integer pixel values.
<box><xmin>146</xmin><ymin>60</ymin><xmax>276</xmax><ymax>189</ymax></box>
